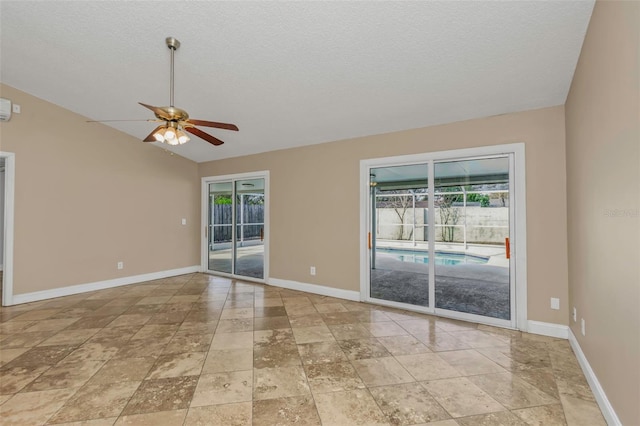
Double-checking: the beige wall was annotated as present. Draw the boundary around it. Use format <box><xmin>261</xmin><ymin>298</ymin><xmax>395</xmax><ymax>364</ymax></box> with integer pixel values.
<box><xmin>0</xmin><ymin>84</ymin><xmax>201</xmax><ymax>296</ymax></box>
<box><xmin>565</xmin><ymin>1</ymin><xmax>640</xmax><ymax>424</ymax></box>
<box><xmin>200</xmin><ymin>105</ymin><xmax>569</xmax><ymax>324</ymax></box>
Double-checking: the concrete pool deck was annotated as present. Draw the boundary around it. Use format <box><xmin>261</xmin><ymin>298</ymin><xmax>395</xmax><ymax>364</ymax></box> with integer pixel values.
<box><xmin>371</xmin><ymin>242</ymin><xmax>510</xmax><ymax>319</ymax></box>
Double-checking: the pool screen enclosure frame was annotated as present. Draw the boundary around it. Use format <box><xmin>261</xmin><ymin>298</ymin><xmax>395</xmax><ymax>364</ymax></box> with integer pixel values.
<box><xmin>359</xmin><ymin>143</ymin><xmax>527</xmax><ymax>330</ymax></box>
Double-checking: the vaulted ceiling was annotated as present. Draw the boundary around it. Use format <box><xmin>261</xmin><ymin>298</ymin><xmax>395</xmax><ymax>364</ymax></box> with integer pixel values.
<box><xmin>0</xmin><ymin>1</ymin><xmax>594</xmax><ymax>162</ymax></box>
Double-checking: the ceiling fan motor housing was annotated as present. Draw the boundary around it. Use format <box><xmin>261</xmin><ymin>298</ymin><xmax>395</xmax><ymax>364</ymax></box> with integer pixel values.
<box><xmin>154</xmin><ymin>106</ymin><xmax>189</xmax><ymax>122</ymax></box>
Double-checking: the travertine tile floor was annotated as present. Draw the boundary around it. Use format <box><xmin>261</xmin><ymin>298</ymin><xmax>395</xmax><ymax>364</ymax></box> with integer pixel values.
<box><xmin>0</xmin><ymin>273</ymin><xmax>606</xmax><ymax>425</ymax></box>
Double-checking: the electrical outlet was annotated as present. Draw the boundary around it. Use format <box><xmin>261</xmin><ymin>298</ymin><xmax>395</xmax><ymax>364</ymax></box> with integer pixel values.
<box><xmin>581</xmin><ymin>318</ymin><xmax>586</xmax><ymax>336</ymax></box>
<box><xmin>573</xmin><ymin>307</ymin><xmax>577</xmax><ymax>322</ymax></box>
<box><xmin>12</xmin><ymin>104</ymin><xmax>20</xmax><ymax>113</ymax></box>
<box><xmin>550</xmin><ymin>298</ymin><xmax>560</xmax><ymax>310</ymax></box>
<box><xmin>117</xmin><ymin>261</ymin><xmax>124</xmax><ymax>270</ymax></box>
<box><xmin>310</xmin><ymin>266</ymin><xmax>316</xmax><ymax>276</ymax></box>
<box><xmin>181</xmin><ymin>218</ymin><xmax>187</xmax><ymax>225</ymax></box>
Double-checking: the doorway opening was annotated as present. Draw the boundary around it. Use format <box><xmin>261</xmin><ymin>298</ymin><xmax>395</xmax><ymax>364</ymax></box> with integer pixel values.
<box><xmin>0</xmin><ymin>152</ymin><xmax>15</xmax><ymax>306</ymax></box>
<box><xmin>201</xmin><ymin>171</ymin><xmax>269</xmax><ymax>282</ymax></box>
<box><xmin>360</xmin><ymin>144</ymin><xmax>526</xmax><ymax>329</ymax></box>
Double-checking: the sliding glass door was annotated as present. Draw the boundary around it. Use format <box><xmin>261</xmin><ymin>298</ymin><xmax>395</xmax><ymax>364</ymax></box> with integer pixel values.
<box><xmin>433</xmin><ymin>157</ymin><xmax>511</xmax><ymax>321</ymax></box>
<box><xmin>205</xmin><ymin>173</ymin><xmax>268</xmax><ymax>281</ymax></box>
<box><xmin>234</xmin><ymin>179</ymin><xmax>265</xmax><ymax>279</ymax></box>
<box><xmin>364</xmin><ymin>150</ymin><xmax>517</xmax><ymax>328</ymax></box>
<box><xmin>208</xmin><ymin>182</ymin><xmax>233</xmax><ymax>274</ymax></box>
<box><xmin>369</xmin><ymin>164</ymin><xmax>430</xmax><ymax>306</ymax></box>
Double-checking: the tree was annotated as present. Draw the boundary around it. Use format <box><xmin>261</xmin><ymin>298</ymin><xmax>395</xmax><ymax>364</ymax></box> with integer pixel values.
<box><xmin>376</xmin><ymin>190</ymin><xmax>416</xmax><ymax>241</ymax></box>
<box><xmin>436</xmin><ymin>188</ymin><xmax>461</xmax><ymax>242</ymax></box>
<box><xmin>244</xmin><ymin>194</ymin><xmax>265</xmax><ymax>205</ymax></box>
<box><xmin>467</xmin><ymin>192</ymin><xmax>490</xmax><ymax>207</ymax></box>
<box><xmin>390</xmin><ymin>194</ymin><xmax>413</xmax><ymax>240</ymax></box>
<box><xmin>214</xmin><ymin>195</ymin><xmax>232</xmax><ymax>205</ymax></box>
<box><xmin>490</xmin><ymin>191</ymin><xmax>508</xmax><ymax>207</ymax></box>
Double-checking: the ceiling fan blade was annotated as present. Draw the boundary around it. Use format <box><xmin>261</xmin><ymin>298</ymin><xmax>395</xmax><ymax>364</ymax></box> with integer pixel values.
<box><xmin>142</xmin><ymin>125</ymin><xmax>165</xmax><ymax>142</ymax></box>
<box><xmin>138</xmin><ymin>102</ymin><xmax>171</xmax><ymax>120</ymax></box>
<box><xmin>185</xmin><ymin>127</ymin><xmax>225</xmax><ymax>146</ymax></box>
<box><xmin>186</xmin><ymin>119</ymin><xmax>239</xmax><ymax>131</ymax></box>
<box><xmin>86</xmin><ymin>119</ymin><xmax>157</xmax><ymax>123</ymax></box>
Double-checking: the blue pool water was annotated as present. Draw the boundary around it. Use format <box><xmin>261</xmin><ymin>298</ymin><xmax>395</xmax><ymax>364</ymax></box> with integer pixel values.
<box><xmin>377</xmin><ymin>248</ymin><xmax>488</xmax><ymax>266</ymax></box>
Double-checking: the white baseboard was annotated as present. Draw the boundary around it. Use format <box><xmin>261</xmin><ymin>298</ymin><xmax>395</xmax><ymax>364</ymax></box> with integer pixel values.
<box><xmin>526</xmin><ymin>320</ymin><xmax>569</xmax><ymax>339</ymax></box>
<box><xmin>10</xmin><ymin>265</ymin><xmax>200</xmax><ymax>305</ymax></box>
<box><xmin>568</xmin><ymin>329</ymin><xmax>621</xmax><ymax>426</ymax></box>
<box><xmin>268</xmin><ymin>278</ymin><xmax>360</xmax><ymax>302</ymax></box>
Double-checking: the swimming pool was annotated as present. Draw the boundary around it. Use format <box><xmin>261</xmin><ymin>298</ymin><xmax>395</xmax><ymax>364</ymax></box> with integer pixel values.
<box><xmin>377</xmin><ymin>248</ymin><xmax>488</xmax><ymax>266</ymax></box>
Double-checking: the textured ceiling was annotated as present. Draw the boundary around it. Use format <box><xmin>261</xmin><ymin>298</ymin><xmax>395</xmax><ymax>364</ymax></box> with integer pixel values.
<box><xmin>0</xmin><ymin>1</ymin><xmax>594</xmax><ymax>163</ymax></box>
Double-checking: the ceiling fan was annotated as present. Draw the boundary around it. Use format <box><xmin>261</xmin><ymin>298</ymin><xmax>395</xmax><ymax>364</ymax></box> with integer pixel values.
<box><xmin>90</xmin><ymin>37</ymin><xmax>238</xmax><ymax>146</ymax></box>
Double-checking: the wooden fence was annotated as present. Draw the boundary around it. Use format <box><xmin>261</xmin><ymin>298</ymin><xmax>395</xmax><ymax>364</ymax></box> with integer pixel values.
<box><xmin>211</xmin><ymin>204</ymin><xmax>264</xmax><ymax>243</ymax></box>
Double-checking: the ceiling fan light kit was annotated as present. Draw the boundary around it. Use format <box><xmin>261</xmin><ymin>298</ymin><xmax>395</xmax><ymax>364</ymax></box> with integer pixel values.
<box><xmin>152</xmin><ymin>121</ymin><xmax>189</xmax><ymax>145</ymax></box>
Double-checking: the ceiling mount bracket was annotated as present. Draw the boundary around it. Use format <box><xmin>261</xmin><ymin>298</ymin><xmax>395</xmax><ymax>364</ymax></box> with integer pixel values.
<box><xmin>165</xmin><ymin>37</ymin><xmax>180</xmax><ymax>50</ymax></box>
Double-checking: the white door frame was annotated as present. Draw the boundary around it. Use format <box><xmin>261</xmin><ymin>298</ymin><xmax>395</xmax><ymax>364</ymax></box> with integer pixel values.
<box><xmin>201</xmin><ymin>171</ymin><xmax>269</xmax><ymax>283</ymax></box>
<box><xmin>360</xmin><ymin>143</ymin><xmax>527</xmax><ymax>330</ymax></box>
<box><xmin>1</xmin><ymin>152</ymin><xmax>15</xmax><ymax>306</ymax></box>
